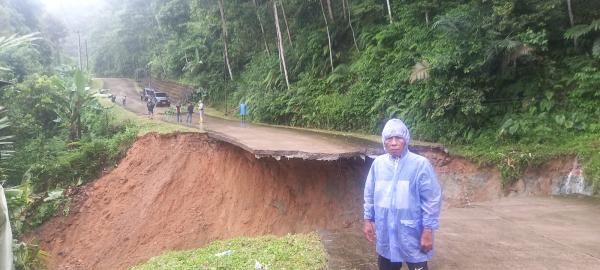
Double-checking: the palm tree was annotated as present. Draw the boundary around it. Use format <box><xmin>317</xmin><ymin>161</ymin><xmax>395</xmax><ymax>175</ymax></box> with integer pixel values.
<box><xmin>0</xmin><ymin>108</ymin><xmax>14</xmax><ymax>160</ymax></box>
<box><xmin>0</xmin><ymin>33</ymin><xmax>40</xmax><ymax>72</ymax></box>
<box><xmin>0</xmin><ymin>33</ymin><xmax>40</xmax><ymax>169</ymax></box>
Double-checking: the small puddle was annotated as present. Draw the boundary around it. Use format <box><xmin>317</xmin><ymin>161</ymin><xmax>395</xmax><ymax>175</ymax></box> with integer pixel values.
<box><xmin>319</xmin><ymin>226</ymin><xmax>377</xmax><ymax>270</ymax></box>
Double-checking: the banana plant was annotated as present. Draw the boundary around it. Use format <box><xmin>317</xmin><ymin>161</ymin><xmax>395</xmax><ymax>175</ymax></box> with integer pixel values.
<box><xmin>51</xmin><ymin>70</ymin><xmax>97</xmax><ymax>142</ymax></box>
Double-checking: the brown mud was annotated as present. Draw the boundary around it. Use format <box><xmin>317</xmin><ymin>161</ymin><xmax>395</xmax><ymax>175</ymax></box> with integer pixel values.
<box><xmin>33</xmin><ymin>133</ymin><xmax>368</xmax><ymax>269</ymax></box>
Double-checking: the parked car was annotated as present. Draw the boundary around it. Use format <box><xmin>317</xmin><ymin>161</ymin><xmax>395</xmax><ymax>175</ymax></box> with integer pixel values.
<box><xmin>142</xmin><ymin>87</ymin><xmax>155</xmax><ymax>101</ymax></box>
<box><xmin>93</xmin><ymin>88</ymin><xmax>112</xmax><ymax>98</ymax></box>
<box><xmin>154</xmin><ymin>92</ymin><xmax>171</xmax><ymax>107</ymax></box>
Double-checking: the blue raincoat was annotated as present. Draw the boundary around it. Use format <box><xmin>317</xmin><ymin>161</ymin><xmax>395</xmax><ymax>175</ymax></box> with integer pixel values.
<box><xmin>364</xmin><ymin>119</ymin><xmax>442</xmax><ymax>263</ymax></box>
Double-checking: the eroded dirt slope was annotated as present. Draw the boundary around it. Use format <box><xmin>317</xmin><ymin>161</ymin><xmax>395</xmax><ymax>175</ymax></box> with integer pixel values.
<box><xmin>33</xmin><ymin>133</ymin><xmax>368</xmax><ymax>270</ymax></box>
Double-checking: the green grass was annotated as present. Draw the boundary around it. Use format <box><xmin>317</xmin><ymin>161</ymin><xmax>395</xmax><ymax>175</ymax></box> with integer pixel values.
<box><xmin>129</xmin><ymin>232</ymin><xmax>327</xmax><ymax>270</ymax></box>
<box><xmin>94</xmin><ymin>95</ymin><xmax>197</xmax><ymax>136</ymax></box>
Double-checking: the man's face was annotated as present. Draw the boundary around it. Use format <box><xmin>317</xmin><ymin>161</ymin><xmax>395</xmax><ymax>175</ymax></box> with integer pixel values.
<box><xmin>384</xmin><ymin>136</ymin><xmax>405</xmax><ymax>157</ymax></box>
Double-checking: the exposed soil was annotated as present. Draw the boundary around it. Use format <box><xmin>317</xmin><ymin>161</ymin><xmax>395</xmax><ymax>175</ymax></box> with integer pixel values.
<box><xmin>32</xmin><ymin>133</ymin><xmax>368</xmax><ymax>269</ymax></box>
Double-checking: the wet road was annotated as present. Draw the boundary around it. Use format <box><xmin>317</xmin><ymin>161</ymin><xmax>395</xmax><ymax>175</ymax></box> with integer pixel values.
<box><xmin>101</xmin><ymin>78</ymin><xmax>381</xmax><ymax>160</ymax></box>
<box><xmin>322</xmin><ymin>196</ymin><xmax>600</xmax><ymax>270</ymax></box>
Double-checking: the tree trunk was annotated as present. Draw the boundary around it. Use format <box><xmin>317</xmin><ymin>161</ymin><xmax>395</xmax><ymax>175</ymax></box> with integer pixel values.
<box><xmin>566</xmin><ymin>0</ymin><xmax>575</xmax><ymax>26</ymax></box>
<box><xmin>319</xmin><ymin>0</ymin><xmax>334</xmax><ymax>72</ymax></box>
<box><xmin>280</xmin><ymin>0</ymin><xmax>293</xmax><ymax>47</ymax></box>
<box><xmin>346</xmin><ymin>0</ymin><xmax>359</xmax><ymax>52</ymax></box>
<box><xmin>253</xmin><ymin>0</ymin><xmax>271</xmax><ymax>55</ymax></box>
<box><xmin>566</xmin><ymin>0</ymin><xmax>577</xmax><ymax>47</ymax></box>
<box><xmin>326</xmin><ymin>0</ymin><xmax>334</xmax><ymax>23</ymax></box>
<box><xmin>218</xmin><ymin>0</ymin><xmax>234</xmax><ymax>80</ymax></box>
<box><xmin>273</xmin><ymin>1</ymin><xmax>290</xmax><ymax>89</ymax></box>
<box><xmin>342</xmin><ymin>0</ymin><xmax>347</xmax><ymax>20</ymax></box>
<box><xmin>385</xmin><ymin>0</ymin><xmax>393</xmax><ymax>24</ymax></box>
<box><xmin>425</xmin><ymin>10</ymin><xmax>430</xmax><ymax>26</ymax></box>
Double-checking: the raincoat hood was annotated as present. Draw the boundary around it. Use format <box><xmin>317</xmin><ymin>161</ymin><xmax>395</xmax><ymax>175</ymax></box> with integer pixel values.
<box><xmin>381</xmin><ymin>119</ymin><xmax>410</xmax><ymax>155</ymax></box>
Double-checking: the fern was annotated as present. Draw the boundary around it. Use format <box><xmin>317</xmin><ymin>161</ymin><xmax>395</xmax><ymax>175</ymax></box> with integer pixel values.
<box><xmin>410</xmin><ymin>60</ymin><xmax>431</xmax><ymax>83</ymax></box>
<box><xmin>564</xmin><ymin>20</ymin><xmax>600</xmax><ymax>40</ymax></box>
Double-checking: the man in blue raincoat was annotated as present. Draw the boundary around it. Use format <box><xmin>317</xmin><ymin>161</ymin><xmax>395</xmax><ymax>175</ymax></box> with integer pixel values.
<box><xmin>364</xmin><ymin>119</ymin><xmax>442</xmax><ymax>270</ymax></box>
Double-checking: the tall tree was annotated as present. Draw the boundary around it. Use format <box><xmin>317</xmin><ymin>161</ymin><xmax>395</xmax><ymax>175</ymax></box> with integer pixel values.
<box><xmin>345</xmin><ymin>0</ymin><xmax>359</xmax><ymax>52</ymax></box>
<box><xmin>218</xmin><ymin>0</ymin><xmax>234</xmax><ymax>80</ymax></box>
<box><xmin>253</xmin><ymin>0</ymin><xmax>271</xmax><ymax>55</ymax></box>
<box><xmin>273</xmin><ymin>1</ymin><xmax>290</xmax><ymax>89</ymax></box>
<box><xmin>280</xmin><ymin>0</ymin><xmax>293</xmax><ymax>47</ymax></box>
<box><xmin>566</xmin><ymin>0</ymin><xmax>577</xmax><ymax>47</ymax></box>
<box><xmin>385</xmin><ymin>0</ymin><xmax>393</xmax><ymax>24</ymax></box>
<box><xmin>326</xmin><ymin>0</ymin><xmax>335</xmax><ymax>23</ymax></box>
<box><xmin>319</xmin><ymin>0</ymin><xmax>334</xmax><ymax>72</ymax></box>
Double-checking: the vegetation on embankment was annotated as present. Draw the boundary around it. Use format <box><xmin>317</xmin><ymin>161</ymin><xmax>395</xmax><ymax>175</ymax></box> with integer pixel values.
<box><xmin>130</xmin><ymin>233</ymin><xmax>327</xmax><ymax>270</ymax></box>
<box><xmin>450</xmin><ymin>132</ymin><xmax>600</xmax><ymax>189</ymax></box>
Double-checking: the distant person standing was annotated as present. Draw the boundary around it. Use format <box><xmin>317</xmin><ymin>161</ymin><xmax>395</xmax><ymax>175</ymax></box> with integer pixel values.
<box><xmin>186</xmin><ymin>102</ymin><xmax>194</xmax><ymax>124</ymax></box>
<box><xmin>122</xmin><ymin>95</ymin><xmax>127</xmax><ymax>106</ymax></box>
<box><xmin>198</xmin><ymin>100</ymin><xmax>205</xmax><ymax>123</ymax></box>
<box><xmin>175</xmin><ymin>103</ymin><xmax>182</xmax><ymax>122</ymax></box>
<box><xmin>146</xmin><ymin>99</ymin><xmax>155</xmax><ymax>119</ymax></box>
<box><xmin>239</xmin><ymin>102</ymin><xmax>247</xmax><ymax>124</ymax></box>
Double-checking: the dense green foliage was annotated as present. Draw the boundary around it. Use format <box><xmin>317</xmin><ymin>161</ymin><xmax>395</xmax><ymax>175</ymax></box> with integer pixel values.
<box><xmin>92</xmin><ymin>0</ymin><xmax>600</xmax><ymax>190</ymax></box>
<box><xmin>130</xmin><ymin>232</ymin><xmax>327</xmax><ymax>270</ymax></box>
<box><xmin>0</xmin><ymin>1</ymin><xmax>142</xmax><ymax>269</ymax></box>
<box><xmin>91</xmin><ymin>0</ymin><xmax>599</xmax><ymax>137</ymax></box>
<box><xmin>0</xmin><ymin>72</ymin><xmax>138</xmax><ymax>269</ymax></box>
<box><xmin>0</xmin><ymin>0</ymin><xmax>67</xmax><ymax>80</ymax></box>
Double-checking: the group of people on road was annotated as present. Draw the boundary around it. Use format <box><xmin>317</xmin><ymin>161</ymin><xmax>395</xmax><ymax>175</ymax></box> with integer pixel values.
<box><xmin>110</xmin><ymin>95</ymin><xmax>127</xmax><ymax>106</ymax></box>
<box><xmin>170</xmin><ymin>100</ymin><xmax>205</xmax><ymax>124</ymax></box>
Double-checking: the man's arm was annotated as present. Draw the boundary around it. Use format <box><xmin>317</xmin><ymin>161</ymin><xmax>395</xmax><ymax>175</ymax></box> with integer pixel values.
<box><xmin>363</xmin><ymin>164</ymin><xmax>376</xmax><ymax>243</ymax></box>
<box><xmin>419</xmin><ymin>161</ymin><xmax>442</xmax><ymax>252</ymax></box>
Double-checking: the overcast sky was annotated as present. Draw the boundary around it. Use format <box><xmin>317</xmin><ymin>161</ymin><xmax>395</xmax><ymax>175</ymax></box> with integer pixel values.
<box><xmin>40</xmin><ymin>0</ymin><xmax>106</xmax><ymax>13</ymax></box>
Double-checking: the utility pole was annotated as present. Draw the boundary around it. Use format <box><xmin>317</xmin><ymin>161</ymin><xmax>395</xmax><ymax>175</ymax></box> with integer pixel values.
<box><xmin>85</xmin><ymin>40</ymin><xmax>89</xmax><ymax>71</ymax></box>
<box><xmin>77</xmin><ymin>31</ymin><xmax>82</xmax><ymax>70</ymax></box>
<box><xmin>223</xmin><ymin>51</ymin><xmax>228</xmax><ymax>115</ymax></box>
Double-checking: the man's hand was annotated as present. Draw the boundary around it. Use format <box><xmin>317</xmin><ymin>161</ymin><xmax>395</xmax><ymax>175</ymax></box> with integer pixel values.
<box><xmin>363</xmin><ymin>220</ymin><xmax>376</xmax><ymax>243</ymax></box>
<box><xmin>420</xmin><ymin>228</ymin><xmax>433</xmax><ymax>253</ymax></box>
